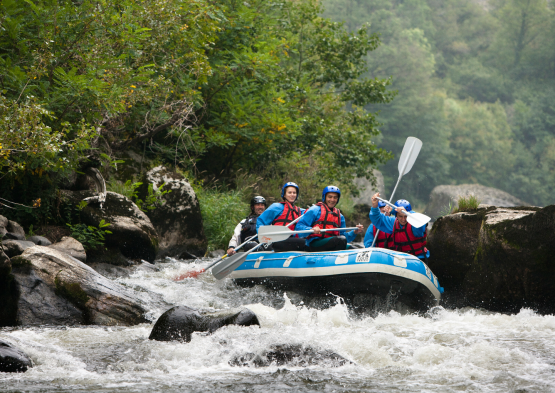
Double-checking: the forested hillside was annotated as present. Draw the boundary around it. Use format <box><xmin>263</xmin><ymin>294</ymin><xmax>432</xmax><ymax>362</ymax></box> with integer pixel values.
<box><xmin>323</xmin><ymin>0</ymin><xmax>555</xmax><ymax>207</ymax></box>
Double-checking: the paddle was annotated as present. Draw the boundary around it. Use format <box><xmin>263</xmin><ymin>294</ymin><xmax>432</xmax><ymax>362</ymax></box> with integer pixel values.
<box><xmin>181</xmin><ymin>214</ymin><xmax>305</xmax><ymax>281</ymax></box>
<box><xmin>371</xmin><ymin>137</ymin><xmax>422</xmax><ymax>246</ymax></box>
<box><xmin>258</xmin><ymin>225</ymin><xmax>358</xmax><ymax>243</ymax></box>
<box><xmin>376</xmin><ymin>197</ymin><xmax>431</xmax><ymax>228</ymax></box>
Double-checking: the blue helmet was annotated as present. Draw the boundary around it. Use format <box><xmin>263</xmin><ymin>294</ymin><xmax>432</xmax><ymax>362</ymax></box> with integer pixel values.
<box><xmin>281</xmin><ymin>182</ymin><xmax>300</xmax><ymax>201</ymax></box>
<box><xmin>393</xmin><ymin>199</ymin><xmax>412</xmax><ymax>215</ymax></box>
<box><xmin>322</xmin><ymin>185</ymin><xmax>341</xmax><ymax>203</ymax></box>
<box><xmin>378</xmin><ymin>200</ymin><xmax>386</xmax><ymax>208</ymax></box>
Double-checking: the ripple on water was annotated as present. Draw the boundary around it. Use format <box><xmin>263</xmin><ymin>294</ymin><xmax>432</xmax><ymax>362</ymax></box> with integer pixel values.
<box><xmin>1</xmin><ymin>257</ymin><xmax>555</xmax><ymax>392</ymax></box>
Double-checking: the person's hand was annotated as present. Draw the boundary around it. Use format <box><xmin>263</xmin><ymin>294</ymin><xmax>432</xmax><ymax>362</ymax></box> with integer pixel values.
<box><xmin>312</xmin><ymin>225</ymin><xmax>321</xmax><ymax>234</ymax></box>
<box><xmin>371</xmin><ymin>192</ymin><xmax>380</xmax><ymax>208</ymax></box>
<box><xmin>384</xmin><ymin>205</ymin><xmax>392</xmax><ymax>216</ymax></box>
<box><xmin>227</xmin><ymin>247</ymin><xmax>236</xmax><ymax>256</ymax></box>
<box><xmin>395</xmin><ymin>207</ymin><xmax>406</xmax><ymax>214</ymax></box>
<box><xmin>354</xmin><ymin>224</ymin><xmax>364</xmax><ymax>234</ymax></box>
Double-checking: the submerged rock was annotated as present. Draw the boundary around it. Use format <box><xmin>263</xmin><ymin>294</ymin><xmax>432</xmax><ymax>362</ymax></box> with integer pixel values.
<box><xmin>1</xmin><ymin>240</ymin><xmax>35</xmax><ymax>258</ymax></box>
<box><xmin>61</xmin><ymin>190</ymin><xmax>158</xmax><ymax>262</ymax></box>
<box><xmin>149</xmin><ymin>306</ymin><xmax>259</xmax><ymax>342</ymax></box>
<box><xmin>428</xmin><ymin>204</ymin><xmax>555</xmax><ymax>313</ymax></box>
<box><xmin>6</xmin><ymin>246</ymin><xmax>147</xmax><ymax>326</ymax></box>
<box><xmin>49</xmin><ymin>236</ymin><xmax>87</xmax><ymax>263</ymax></box>
<box><xmin>425</xmin><ymin>184</ymin><xmax>529</xmax><ymax>220</ymax></box>
<box><xmin>230</xmin><ymin>344</ymin><xmax>352</xmax><ymax>368</ymax></box>
<box><xmin>138</xmin><ymin>166</ymin><xmax>207</xmax><ymax>259</ymax></box>
<box><xmin>0</xmin><ymin>340</ymin><xmax>32</xmax><ymax>373</ymax></box>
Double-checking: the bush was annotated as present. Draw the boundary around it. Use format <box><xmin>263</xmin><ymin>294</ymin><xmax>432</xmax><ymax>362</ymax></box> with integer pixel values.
<box><xmin>197</xmin><ymin>188</ymin><xmax>249</xmax><ymax>251</ymax></box>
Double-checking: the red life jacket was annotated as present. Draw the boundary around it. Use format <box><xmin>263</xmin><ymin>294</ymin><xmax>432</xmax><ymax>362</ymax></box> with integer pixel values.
<box><xmin>307</xmin><ymin>202</ymin><xmax>341</xmax><ymax>239</ymax></box>
<box><xmin>272</xmin><ymin>201</ymin><xmax>301</xmax><ymax>229</ymax></box>
<box><xmin>373</xmin><ymin>225</ymin><xmax>392</xmax><ymax>249</ymax></box>
<box><xmin>391</xmin><ymin>220</ymin><xmax>427</xmax><ymax>256</ymax></box>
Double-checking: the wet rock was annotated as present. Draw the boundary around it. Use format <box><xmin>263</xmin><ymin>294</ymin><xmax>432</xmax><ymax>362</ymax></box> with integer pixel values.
<box><xmin>7</xmin><ymin>221</ymin><xmax>25</xmax><ymax>239</ymax></box>
<box><xmin>352</xmin><ymin>169</ymin><xmax>386</xmax><ymax>207</ymax></box>
<box><xmin>49</xmin><ymin>236</ymin><xmax>87</xmax><ymax>263</ymax></box>
<box><xmin>138</xmin><ymin>166</ymin><xmax>207</xmax><ymax>259</ymax></box>
<box><xmin>0</xmin><ymin>340</ymin><xmax>33</xmax><ymax>373</ymax></box>
<box><xmin>61</xmin><ymin>190</ymin><xmax>158</xmax><ymax>262</ymax></box>
<box><xmin>230</xmin><ymin>344</ymin><xmax>352</xmax><ymax>367</ymax></box>
<box><xmin>27</xmin><ymin>236</ymin><xmax>52</xmax><ymax>246</ymax></box>
<box><xmin>425</xmin><ymin>184</ymin><xmax>529</xmax><ymax>221</ymax></box>
<box><xmin>0</xmin><ymin>215</ymin><xmax>8</xmax><ymax>237</ymax></box>
<box><xmin>1</xmin><ymin>240</ymin><xmax>35</xmax><ymax>258</ymax></box>
<box><xmin>8</xmin><ymin>246</ymin><xmax>147</xmax><ymax>326</ymax></box>
<box><xmin>149</xmin><ymin>306</ymin><xmax>259</xmax><ymax>342</ymax></box>
<box><xmin>428</xmin><ymin>205</ymin><xmax>555</xmax><ymax>313</ymax></box>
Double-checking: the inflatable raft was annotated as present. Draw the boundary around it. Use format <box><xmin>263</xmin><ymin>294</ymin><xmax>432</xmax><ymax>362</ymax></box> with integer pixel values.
<box><xmin>228</xmin><ymin>247</ymin><xmax>444</xmax><ymax>311</ymax></box>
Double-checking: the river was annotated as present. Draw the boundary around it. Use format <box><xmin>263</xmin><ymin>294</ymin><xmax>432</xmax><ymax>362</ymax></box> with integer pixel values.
<box><xmin>1</xmin><ymin>257</ymin><xmax>554</xmax><ymax>392</ymax></box>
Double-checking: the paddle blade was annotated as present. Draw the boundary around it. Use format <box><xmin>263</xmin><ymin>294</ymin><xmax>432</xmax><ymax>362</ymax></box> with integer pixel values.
<box><xmin>174</xmin><ymin>268</ymin><xmax>205</xmax><ymax>281</ymax></box>
<box><xmin>258</xmin><ymin>225</ymin><xmax>293</xmax><ymax>243</ymax></box>
<box><xmin>212</xmin><ymin>251</ymin><xmax>251</xmax><ymax>280</ymax></box>
<box><xmin>398</xmin><ymin>137</ymin><xmax>422</xmax><ymax>176</ymax></box>
<box><xmin>406</xmin><ymin>212</ymin><xmax>431</xmax><ymax>228</ymax></box>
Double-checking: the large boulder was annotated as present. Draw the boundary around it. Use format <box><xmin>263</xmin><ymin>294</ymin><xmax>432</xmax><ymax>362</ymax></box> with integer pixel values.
<box><xmin>138</xmin><ymin>166</ymin><xmax>207</xmax><ymax>258</ymax></box>
<box><xmin>5</xmin><ymin>246</ymin><xmax>147</xmax><ymax>326</ymax></box>
<box><xmin>149</xmin><ymin>306</ymin><xmax>259</xmax><ymax>342</ymax></box>
<box><xmin>352</xmin><ymin>169</ymin><xmax>386</xmax><ymax>207</ymax></box>
<box><xmin>0</xmin><ymin>340</ymin><xmax>33</xmax><ymax>373</ymax></box>
<box><xmin>61</xmin><ymin>190</ymin><xmax>158</xmax><ymax>262</ymax></box>
<box><xmin>425</xmin><ymin>184</ymin><xmax>529</xmax><ymax>220</ymax></box>
<box><xmin>27</xmin><ymin>236</ymin><xmax>52</xmax><ymax>246</ymax></box>
<box><xmin>230</xmin><ymin>344</ymin><xmax>352</xmax><ymax>367</ymax></box>
<box><xmin>428</xmin><ymin>204</ymin><xmax>555</xmax><ymax>313</ymax></box>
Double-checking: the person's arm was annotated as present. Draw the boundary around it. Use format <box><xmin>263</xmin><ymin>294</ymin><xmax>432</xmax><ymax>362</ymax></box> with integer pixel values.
<box><xmin>295</xmin><ymin>206</ymin><xmax>319</xmax><ymax>237</ymax></box>
<box><xmin>363</xmin><ymin>225</ymin><xmax>375</xmax><ymax>248</ymax></box>
<box><xmin>227</xmin><ymin>221</ymin><xmax>244</xmax><ymax>255</ymax></box>
<box><xmin>369</xmin><ymin>207</ymin><xmax>395</xmax><ymax>234</ymax></box>
<box><xmin>256</xmin><ymin>204</ymin><xmax>284</xmax><ymax>231</ymax></box>
<box><xmin>340</xmin><ymin>214</ymin><xmax>361</xmax><ymax>243</ymax></box>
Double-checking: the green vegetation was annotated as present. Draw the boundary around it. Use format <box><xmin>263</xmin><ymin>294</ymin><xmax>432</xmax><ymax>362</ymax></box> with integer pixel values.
<box><xmin>455</xmin><ymin>195</ymin><xmax>481</xmax><ymax>212</ymax></box>
<box><xmin>66</xmin><ymin>220</ymin><xmax>112</xmax><ymax>251</ymax></box>
<box><xmin>323</xmin><ymin>0</ymin><xmax>555</xmax><ymax>207</ymax></box>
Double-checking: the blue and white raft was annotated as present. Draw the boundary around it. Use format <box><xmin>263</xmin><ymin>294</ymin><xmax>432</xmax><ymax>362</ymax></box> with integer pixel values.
<box><xmin>228</xmin><ymin>247</ymin><xmax>444</xmax><ymax>311</ymax></box>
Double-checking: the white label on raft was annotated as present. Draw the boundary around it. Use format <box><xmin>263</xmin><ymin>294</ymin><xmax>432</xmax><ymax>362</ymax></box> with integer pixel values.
<box><xmin>283</xmin><ymin>256</ymin><xmax>294</xmax><ymax>267</ymax></box>
<box><xmin>393</xmin><ymin>256</ymin><xmax>407</xmax><ymax>268</ymax></box>
<box><xmin>335</xmin><ymin>254</ymin><xmax>349</xmax><ymax>264</ymax></box>
<box><xmin>254</xmin><ymin>257</ymin><xmax>263</xmax><ymax>269</ymax></box>
<box><xmin>423</xmin><ymin>263</ymin><xmax>432</xmax><ymax>279</ymax></box>
<box><xmin>355</xmin><ymin>251</ymin><xmax>371</xmax><ymax>263</ymax></box>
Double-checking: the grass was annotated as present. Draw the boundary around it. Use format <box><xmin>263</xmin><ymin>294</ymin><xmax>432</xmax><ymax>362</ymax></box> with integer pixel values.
<box><xmin>454</xmin><ymin>194</ymin><xmax>481</xmax><ymax>213</ymax></box>
<box><xmin>196</xmin><ymin>187</ymin><xmax>250</xmax><ymax>251</ymax></box>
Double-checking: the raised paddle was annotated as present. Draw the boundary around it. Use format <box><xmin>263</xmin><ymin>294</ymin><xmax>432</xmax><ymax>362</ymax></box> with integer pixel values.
<box><xmin>180</xmin><ymin>214</ymin><xmax>305</xmax><ymax>281</ymax></box>
<box><xmin>375</xmin><ymin>197</ymin><xmax>431</xmax><ymax>228</ymax></box>
<box><xmin>371</xmin><ymin>137</ymin><xmax>423</xmax><ymax>247</ymax></box>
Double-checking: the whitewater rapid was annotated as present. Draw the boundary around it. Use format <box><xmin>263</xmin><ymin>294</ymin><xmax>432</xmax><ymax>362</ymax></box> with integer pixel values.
<box><xmin>1</xmin><ymin>258</ymin><xmax>554</xmax><ymax>392</ymax></box>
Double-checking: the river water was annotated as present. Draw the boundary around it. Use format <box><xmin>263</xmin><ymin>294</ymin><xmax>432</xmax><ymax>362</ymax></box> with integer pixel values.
<box><xmin>1</xmin><ymin>257</ymin><xmax>555</xmax><ymax>392</ymax></box>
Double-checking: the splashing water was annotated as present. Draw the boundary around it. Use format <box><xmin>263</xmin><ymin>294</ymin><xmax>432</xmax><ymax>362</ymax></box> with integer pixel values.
<box><xmin>1</xmin><ymin>258</ymin><xmax>555</xmax><ymax>392</ymax></box>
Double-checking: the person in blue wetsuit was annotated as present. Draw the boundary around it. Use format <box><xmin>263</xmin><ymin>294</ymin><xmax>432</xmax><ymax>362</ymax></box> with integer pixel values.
<box><xmin>296</xmin><ymin>186</ymin><xmax>364</xmax><ymax>252</ymax></box>
<box><xmin>257</xmin><ymin>182</ymin><xmax>307</xmax><ymax>252</ymax></box>
<box><xmin>363</xmin><ymin>200</ymin><xmax>392</xmax><ymax>248</ymax></box>
<box><xmin>370</xmin><ymin>192</ymin><xmax>429</xmax><ymax>259</ymax></box>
